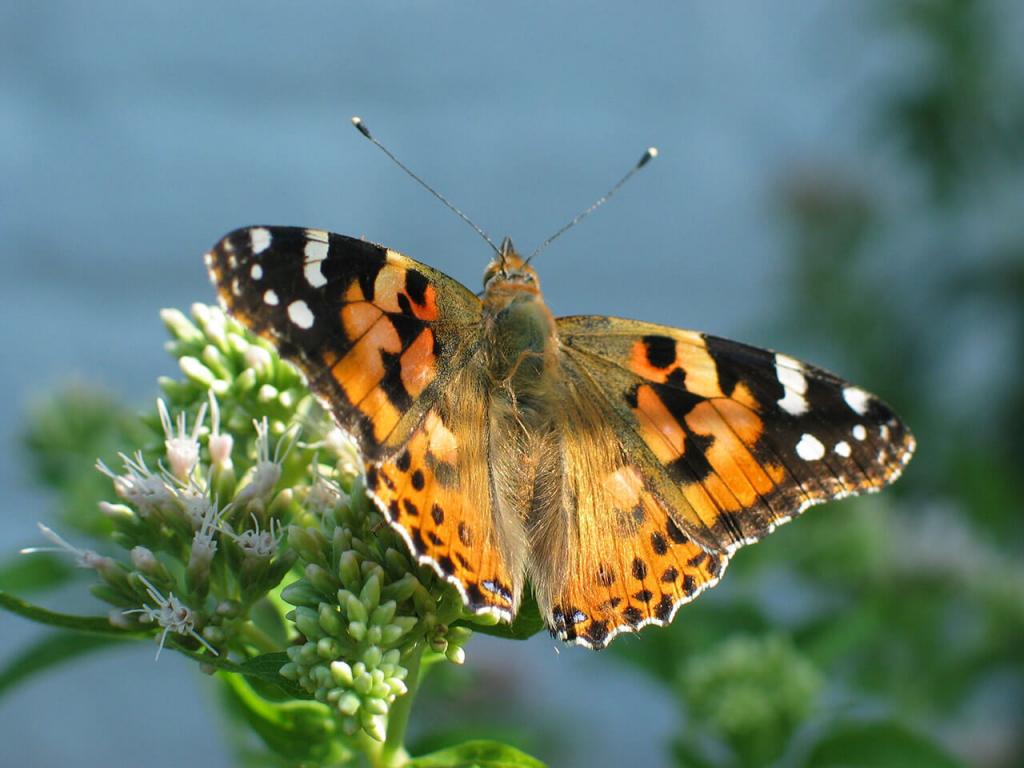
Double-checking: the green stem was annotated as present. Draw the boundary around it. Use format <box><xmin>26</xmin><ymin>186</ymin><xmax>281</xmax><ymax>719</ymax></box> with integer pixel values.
<box><xmin>237</xmin><ymin>621</ymin><xmax>278</xmax><ymax>653</ymax></box>
<box><xmin>375</xmin><ymin>642</ymin><xmax>424</xmax><ymax>768</ymax></box>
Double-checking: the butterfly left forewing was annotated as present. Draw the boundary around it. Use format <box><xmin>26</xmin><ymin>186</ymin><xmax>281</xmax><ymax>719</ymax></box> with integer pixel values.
<box><xmin>206</xmin><ymin>226</ymin><xmax>482</xmax><ymax>459</ymax></box>
<box><xmin>208</xmin><ymin>227</ymin><xmax>522</xmax><ymax>618</ymax></box>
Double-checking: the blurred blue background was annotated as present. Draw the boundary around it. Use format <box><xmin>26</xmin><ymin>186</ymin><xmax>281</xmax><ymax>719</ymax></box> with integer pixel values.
<box><xmin>3</xmin><ymin>2</ymin><xmax>1023</xmax><ymax>767</ymax></box>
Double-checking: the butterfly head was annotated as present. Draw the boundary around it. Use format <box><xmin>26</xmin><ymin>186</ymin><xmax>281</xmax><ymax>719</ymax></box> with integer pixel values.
<box><xmin>483</xmin><ymin>237</ymin><xmax>542</xmax><ymax>296</ymax></box>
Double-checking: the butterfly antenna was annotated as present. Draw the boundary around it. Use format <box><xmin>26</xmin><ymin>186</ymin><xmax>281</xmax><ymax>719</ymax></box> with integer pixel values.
<box><xmin>351</xmin><ymin>117</ymin><xmax>501</xmax><ymax>256</ymax></box>
<box><xmin>525</xmin><ymin>147</ymin><xmax>658</xmax><ymax>265</ymax></box>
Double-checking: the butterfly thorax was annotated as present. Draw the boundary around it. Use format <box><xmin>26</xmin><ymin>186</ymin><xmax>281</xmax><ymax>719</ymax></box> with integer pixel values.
<box><xmin>480</xmin><ymin>240</ymin><xmax>559</xmax><ymax>407</ymax></box>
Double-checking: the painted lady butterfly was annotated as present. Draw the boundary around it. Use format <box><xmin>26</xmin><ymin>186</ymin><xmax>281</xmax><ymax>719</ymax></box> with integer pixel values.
<box><xmin>205</xmin><ymin>135</ymin><xmax>914</xmax><ymax>649</ymax></box>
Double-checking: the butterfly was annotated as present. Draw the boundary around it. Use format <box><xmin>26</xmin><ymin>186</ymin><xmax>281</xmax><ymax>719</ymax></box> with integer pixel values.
<box><xmin>205</xmin><ymin>225</ymin><xmax>914</xmax><ymax>649</ymax></box>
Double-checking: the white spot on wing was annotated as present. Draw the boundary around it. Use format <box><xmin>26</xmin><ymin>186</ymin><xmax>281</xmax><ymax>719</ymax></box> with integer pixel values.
<box><xmin>250</xmin><ymin>264</ymin><xmax>263</xmax><ymax>280</ymax></box>
<box><xmin>288</xmin><ymin>300</ymin><xmax>315</xmax><ymax>329</ymax></box>
<box><xmin>834</xmin><ymin>440</ymin><xmax>851</xmax><ymax>457</ymax></box>
<box><xmin>263</xmin><ymin>289</ymin><xmax>279</xmax><ymax>306</ymax></box>
<box><xmin>796</xmin><ymin>433</ymin><xmax>825</xmax><ymax>461</ymax></box>
<box><xmin>303</xmin><ymin>240</ymin><xmax>328</xmax><ymax>288</ymax></box>
<box><xmin>843</xmin><ymin>386</ymin><xmax>871</xmax><ymax>415</ymax></box>
<box><xmin>775</xmin><ymin>354</ymin><xmax>808</xmax><ymax>416</ymax></box>
<box><xmin>250</xmin><ymin>227</ymin><xmax>272</xmax><ymax>255</ymax></box>
<box><xmin>852</xmin><ymin>424</ymin><xmax>867</xmax><ymax>441</ymax></box>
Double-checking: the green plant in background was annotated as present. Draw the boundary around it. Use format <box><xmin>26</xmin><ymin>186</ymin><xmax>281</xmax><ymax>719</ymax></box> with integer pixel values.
<box><xmin>606</xmin><ymin>2</ymin><xmax>1024</xmax><ymax>767</ymax></box>
<box><xmin>1</xmin><ymin>304</ymin><xmax>542</xmax><ymax>768</ymax></box>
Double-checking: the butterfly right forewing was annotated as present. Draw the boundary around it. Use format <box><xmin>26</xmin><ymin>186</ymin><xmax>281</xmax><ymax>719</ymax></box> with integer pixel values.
<box><xmin>558</xmin><ymin>315</ymin><xmax>915</xmax><ymax>551</ymax></box>
<box><xmin>539</xmin><ymin>314</ymin><xmax>914</xmax><ymax>647</ymax></box>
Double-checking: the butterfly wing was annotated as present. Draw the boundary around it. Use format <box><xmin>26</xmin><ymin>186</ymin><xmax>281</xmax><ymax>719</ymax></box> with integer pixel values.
<box><xmin>206</xmin><ymin>226</ymin><xmax>482</xmax><ymax>459</ymax></box>
<box><xmin>366</xmin><ymin>375</ymin><xmax>522</xmax><ymax>618</ymax></box>
<box><xmin>524</xmin><ymin>369</ymin><xmax>729</xmax><ymax>649</ymax></box>
<box><xmin>207</xmin><ymin>227</ymin><xmax>517</xmax><ymax>616</ymax></box>
<box><xmin>545</xmin><ymin>315</ymin><xmax>914</xmax><ymax>647</ymax></box>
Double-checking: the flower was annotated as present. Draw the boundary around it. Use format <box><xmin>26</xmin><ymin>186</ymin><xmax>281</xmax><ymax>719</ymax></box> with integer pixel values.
<box><xmin>206</xmin><ymin>390</ymin><xmax>234</xmax><ymax>472</ymax></box>
<box><xmin>232</xmin><ymin>417</ymin><xmax>289</xmax><ymax>510</ymax></box>
<box><xmin>96</xmin><ymin>451</ymin><xmax>174</xmax><ymax>518</ymax></box>
<box><xmin>157</xmin><ymin>398</ymin><xmax>207</xmax><ymax>482</ymax></box>
<box><xmin>21</xmin><ymin>523</ymin><xmax>115</xmax><ymax>573</ymax></box>
<box><xmin>124</xmin><ymin>575</ymin><xmax>218</xmax><ymax>660</ymax></box>
<box><xmin>21</xmin><ymin>304</ymin><xmax>483</xmax><ymax>748</ymax></box>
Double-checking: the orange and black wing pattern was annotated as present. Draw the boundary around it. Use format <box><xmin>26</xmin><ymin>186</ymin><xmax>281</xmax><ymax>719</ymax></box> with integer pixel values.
<box><xmin>206</xmin><ymin>226</ymin><xmax>482</xmax><ymax>459</ymax></box>
<box><xmin>553</xmin><ymin>315</ymin><xmax>914</xmax><ymax>646</ymax></box>
<box><xmin>206</xmin><ymin>227</ymin><xmax>520</xmax><ymax>616</ymax></box>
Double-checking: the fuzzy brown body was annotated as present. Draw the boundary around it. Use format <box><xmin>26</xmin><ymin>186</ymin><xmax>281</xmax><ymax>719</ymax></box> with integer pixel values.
<box><xmin>480</xmin><ymin>248</ymin><xmax>595</xmax><ymax>621</ymax></box>
<box><xmin>207</xmin><ymin>226</ymin><xmax>915</xmax><ymax>648</ymax></box>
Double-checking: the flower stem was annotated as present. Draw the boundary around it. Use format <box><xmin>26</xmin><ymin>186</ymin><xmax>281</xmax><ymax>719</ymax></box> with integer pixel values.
<box><xmin>238</xmin><ymin>621</ymin><xmax>278</xmax><ymax>653</ymax></box>
<box><xmin>375</xmin><ymin>642</ymin><xmax>424</xmax><ymax>767</ymax></box>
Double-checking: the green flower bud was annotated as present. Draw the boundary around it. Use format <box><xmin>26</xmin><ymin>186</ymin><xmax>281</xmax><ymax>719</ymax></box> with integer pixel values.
<box><xmin>179</xmin><ymin>356</ymin><xmax>217</xmax><ymax>388</ymax></box>
<box><xmin>235</xmin><ymin>367</ymin><xmax>258</xmax><ymax>392</ymax></box>
<box><xmin>362</xmin><ymin>645</ymin><xmax>383</xmax><ymax>668</ymax></box>
<box><xmin>348</xmin><ymin>621</ymin><xmax>367</xmax><ymax>642</ymax></box>
<box><xmin>364</xmin><ymin>697</ymin><xmax>388</xmax><ymax>716</ymax></box>
<box><xmin>330</xmin><ymin>660</ymin><xmax>354</xmax><ymax>686</ymax></box>
<box><xmin>317</xmin><ymin>637</ymin><xmax>340</xmax><ymax>659</ymax></box>
<box><xmin>257</xmin><ymin>384</ymin><xmax>279</xmax><ymax>403</ymax></box>
<box><xmin>337</xmin><ymin>692</ymin><xmax>361</xmax><ymax>716</ymax></box>
<box><xmin>383</xmin><ymin>548</ymin><xmax>412</xmax><ymax>578</ymax></box>
<box><xmin>287</xmin><ymin>525</ymin><xmax>327</xmax><ymax>565</ymax></box>
<box><xmin>281</xmin><ymin>580</ymin><xmax>323</xmax><ymax>608</ymax></box>
<box><xmin>160</xmin><ymin>308</ymin><xmax>204</xmax><ymax>344</ymax></box>
<box><xmin>305</xmin><ymin>563</ymin><xmax>340</xmax><ymax>596</ymax></box>
<box><xmin>202</xmin><ymin>626</ymin><xmax>226</xmax><ymax>646</ymax></box>
<box><xmin>361</xmin><ymin>713</ymin><xmax>388</xmax><ymax>743</ymax></box>
<box><xmin>337</xmin><ymin>551</ymin><xmax>362</xmax><ymax>590</ymax></box>
<box><xmin>359</xmin><ymin>574</ymin><xmax>381</xmax><ymax>612</ymax></box>
<box><xmin>293</xmin><ymin>607</ymin><xmax>323</xmax><ymax>640</ymax></box>
<box><xmin>370</xmin><ymin>600</ymin><xmax>397</xmax><ymax>627</ymax></box>
<box><xmin>200</xmin><ymin>344</ymin><xmax>231</xmax><ymax>379</ymax></box>
<box><xmin>345</xmin><ymin>593</ymin><xmax>369</xmax><ymax>625</ymax></box>
<box><xmin>319</xmin><ymin>604</ymin><xmax>344</xmax><ymax>636</ymax></box>
<box><xmin>382</xmin><ymin>574</ymin><xmax>418</xmax><ymax>603</ymax></box>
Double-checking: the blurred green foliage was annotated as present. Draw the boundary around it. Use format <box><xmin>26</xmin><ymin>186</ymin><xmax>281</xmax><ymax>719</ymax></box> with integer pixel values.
<box><xmin>603</xmin><ymin>2</ymin><xmax>1024</xmax><ymax>766</ymax></box>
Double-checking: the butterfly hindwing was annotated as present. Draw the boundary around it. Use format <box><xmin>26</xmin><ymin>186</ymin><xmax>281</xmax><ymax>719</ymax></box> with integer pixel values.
<box><xmin>365</xmin><ymin>368</ymin><xmax>522</xmax><ymax>618</ymax></box>
<box><xmin>206</xmin><ymin>226</ymin><xmax>482</xmax><ymax>459</ymax></box>
<box><xmin>559</xmin><ymin>315</ymin><xmax>915</xmax><ymax>552</ymax></box>
<box><xmin>526</xmin><ymin>361</ymin><xmax>729</xmax><ymax>647</ymax></box>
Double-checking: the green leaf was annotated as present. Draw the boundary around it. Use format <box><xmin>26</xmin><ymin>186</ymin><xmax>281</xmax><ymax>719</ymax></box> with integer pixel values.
<box><xmin>0</xmin><ymin>590</ymin><xmax>138</xmax><ymax>635</ymax></box>
<box><xmin>172</xmin><ymin>649</ymin><xmax>311</xmax><ymax>700</ymax></box>
<box><xmin>669</xmin><ymin>738</ymin><xmax>718</xmax><ymax>768</ymax></box>
<box><xmin>409</xmin><ymin>740</ymin><xmax>547</xmax><ymax>768</ymax></box>
<box><xmin>457</xmin><ymin>591</ymin><xmax>545</xmax><ymax>642</ymax></box>
<box><xmin>803</xmin><ymin>720</ymin><xmax>965</xmax><ymax>768</ymax></box>
<box><xmin>218</xmin><ymin>672</ymin><xmax>350</xmax><ymax>765</ymax></box>
<box><xmin>0</xmin><ymin>631</ymin><xmax>130</xmax><ymax>699</ymax></box>
<box><xmin>0</xmin><ymin>554</ymin><xmax>74</xmax><ymax>594</ymax></box>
